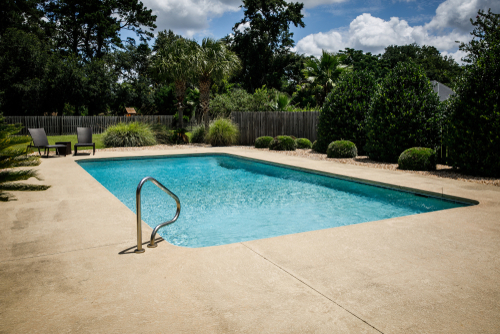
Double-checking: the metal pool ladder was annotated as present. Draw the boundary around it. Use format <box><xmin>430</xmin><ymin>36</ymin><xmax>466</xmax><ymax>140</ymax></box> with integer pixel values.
<box><xmin>135</xmin><ymin>176</ymin><xmax>181</xmax><ymax>254</ymax></box>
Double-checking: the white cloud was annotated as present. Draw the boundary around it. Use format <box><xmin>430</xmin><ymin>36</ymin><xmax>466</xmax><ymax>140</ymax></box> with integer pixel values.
<box><xmin>426</xmin><ymin>0</ymin><xmax>500</xmax><ymax>32</ymax></box>
<box><xmin>235</xmin><ymin>21</ymin><xmax>251</xmax><ymax>33</ymax></box>
<box><xmin>144</xmin><ymin>0</ymin><xmax>241</xmax><ymax>35</ymax></box>
<box><xmin>294</xmin><ymin>0</ymin><xmax>496</xmax><ymax>63</ymax></box>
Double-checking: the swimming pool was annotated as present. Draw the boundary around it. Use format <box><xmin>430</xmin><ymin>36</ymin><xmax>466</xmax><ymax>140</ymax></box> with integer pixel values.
<box><xmin>78</xmin><ymin>154</ymin><xmax>468</xmax><ymax>248</ymax></box>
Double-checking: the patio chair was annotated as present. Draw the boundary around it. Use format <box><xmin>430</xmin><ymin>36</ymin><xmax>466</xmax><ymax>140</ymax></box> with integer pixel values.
<box><xmin>27</xmin><ymin>128</ymin><xmax>67</xmax><ymax>157</ymax></box>
<box><xmin>74</xmin><ymin>127</ymin><xmax>95</xmax><ymax>155</ymax></box>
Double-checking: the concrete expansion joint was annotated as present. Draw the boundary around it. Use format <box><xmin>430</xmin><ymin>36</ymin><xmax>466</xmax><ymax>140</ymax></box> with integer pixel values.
<box><xmin>240</xmin><ymin>242</ymin><xmax>385</xmax><ymax>334</ymax></box>
<box><xmin>1</xmin><ymin>241</ymin><xmax>130</xmax><ymax>264</ymax></box>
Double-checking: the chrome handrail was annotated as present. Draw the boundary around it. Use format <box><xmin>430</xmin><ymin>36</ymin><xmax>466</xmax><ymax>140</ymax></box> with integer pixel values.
<box><xmin>135</xmin><ymin>176</ymin><xmax>181</xmax><ymax>254</ymax></box>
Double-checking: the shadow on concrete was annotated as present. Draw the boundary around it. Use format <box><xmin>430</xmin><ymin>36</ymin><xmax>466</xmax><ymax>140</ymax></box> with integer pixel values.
<box><xmin>119</xmin><ymin>238</ymin><xmax>164</xmax><ymax>254</ymax></box>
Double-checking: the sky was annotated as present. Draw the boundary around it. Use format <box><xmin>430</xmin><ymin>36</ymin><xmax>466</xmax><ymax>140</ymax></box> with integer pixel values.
<box><xmin>124</xmin><ymin>0</ymin><xmax>500</xmax><ymax>63</ymax></box>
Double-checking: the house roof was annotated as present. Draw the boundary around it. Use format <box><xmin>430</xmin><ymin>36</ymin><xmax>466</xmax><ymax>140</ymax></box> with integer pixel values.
<box><xmin>431</xmin><ymin>80</ymin><xmax>454</xmax><ymax>102</ymax></box>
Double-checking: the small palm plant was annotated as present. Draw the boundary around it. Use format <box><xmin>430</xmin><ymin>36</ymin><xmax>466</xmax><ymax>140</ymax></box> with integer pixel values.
<box><xmin>0</xmin><ymin>114</ymin><xmax>49</xmax><ymax>201</ymax></box>
<box><xmin>196</xmin><ymin>38</ymin><xmax>241</xmax><ymax>132</ymax></box>
<box><xmin>302</xmin><ymin>50</ymin><xmax>352</xmax><ymax>106</ymax></box>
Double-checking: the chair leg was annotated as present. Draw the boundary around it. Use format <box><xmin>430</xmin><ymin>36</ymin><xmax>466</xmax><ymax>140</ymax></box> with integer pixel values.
<box><xmin>74</xmin><ymin>146</ymin><xmax>77</xmax><ymax>156</ymax></box>
<box><xmin>93</xmin><ymin>144</ymin><xmax>95</xmax><ymax>155</ymax></box>
<box><xmin>38</xmin><ymin>148</ymin><xmax>41</xmax><ymax>156</ymax></box>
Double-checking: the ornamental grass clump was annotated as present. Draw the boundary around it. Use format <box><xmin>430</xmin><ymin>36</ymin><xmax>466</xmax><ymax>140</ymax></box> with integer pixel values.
<box><xmin>269</xmin><ymin>136</ymin><xmax>297</xmax><ymax>151</ymax></box>
<box><xmin>206</xmin><ymin>118</ymin><xmax>239</xmax><ymax>146</ymax></box>
<box><xmin>296</xmin><ymin>138</ymin><xmax>312</xmax><ymax>149</ymax></box>
<box><xmin>327</xmin><ymin>140</ymin><xmax>357</xmax><ymax>158</ymax></box>
<box><xmin>102</xmin><ymin>122</ymin><xmax>156</xmax><ymax>147</ymax></box>
<box><xmin>398</xmin><ymin>147</ymin><xmax>436</xmax><ymax>171</ymax></box>
<box><xmin>190</xmin><ymin>125</ymin><xmax>206</xmax><ymax>144</ymax></box>
<box><xmin>255</xmin><ymin>136</ymin><xmax>273</xmax><ymax>148</ymax></box>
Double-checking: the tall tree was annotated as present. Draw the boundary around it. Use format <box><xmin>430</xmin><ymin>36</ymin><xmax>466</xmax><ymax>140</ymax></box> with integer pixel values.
<box><xmin>196</xmin><ymin>38</ymin><xmax>241</xmax><ymax>131</ymax></box>
<box><xmin>228</xmin><ymin>0</ymin><xmax>305</xmax><ymax>92</ymax></box>
<box><xmin>381</xmin><ymin>43</ymin><xmax>462</xmax><ymax>85</ymax></box>
<box><xmin>151</xmin><ymin>36</ymin><xmax>198</xmax><ymax>128</ymax></box>
<box><xmin>45</xmin><ymin>0</ymin><xmax>157</xmax><ymax>60</ymax></box>
<box><xmin>338</xmin><ymin>48</ymin><xmax>386</xmax><ymax>80</ymax></box>
<box><xmin>0</xmin><ymin>0</ymin><xmax>47</xmax><ymax>37</ymax></box>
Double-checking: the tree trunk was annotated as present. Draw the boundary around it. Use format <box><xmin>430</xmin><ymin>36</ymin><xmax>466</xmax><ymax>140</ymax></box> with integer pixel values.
<box><xmin>174</xmin><ymin>80</ymin><xmax>186</xmax><ymax>128</ymax></box>
<box><xmin>199</xmin><ymin>77</ymin><xmax>211</xmax><ymax>133</ymax></box>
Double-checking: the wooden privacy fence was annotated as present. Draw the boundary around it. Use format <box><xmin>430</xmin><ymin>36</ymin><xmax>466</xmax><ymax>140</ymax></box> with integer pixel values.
<box><xmin>4</xmin><ymin>115</ymin><xmax>175</xmax><ymax>136</ymax></box>
<box><xmin>231</xmin><ymin>112</ymin><xmax>320</xmax><ymax>145</ymax></box>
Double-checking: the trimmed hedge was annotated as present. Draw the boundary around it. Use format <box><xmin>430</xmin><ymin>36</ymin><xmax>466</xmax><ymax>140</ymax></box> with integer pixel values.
<box><xmin>398</xmin><ymin>147</ymin><xmax>436</xmax><ymax>171</ymax></box>
<box><xmin>296</xmin><ymin>138</ymin><xmax>312</xmax><ymax>149</ymax></box>
<box><xmin>206</xmin><ymin>118</ymin><xmax>239</xmax><ymax>146</ymax></box>
<box><xmin>316</xmin><ymin>70</ymin><xmax>376</xmax><ymax>154</ymax></box>
<box><xmin>103</xmin><ymin>122</ymin><xmax>156</xmax><ymax>147</ymax></box>
<box><xmin>445</xmin><ymin>49</ymin><xmax>500</xmax><ymax>176</ymax></box>
<box><xmin>327</xmin><ymin>140</ymin><xmax>357</xmax><ymax>158</ymax></box>
<box><xmin>269</xmin><ymin>136</ymin><xmax>297</xmax><ymax>151</ymax></box>
<box><xmin>365</xmin><ymin>62</ymin><xmax>443</xmax><ymax>162</ymax></box>
<box><xmin>312</xmin><ymin>140</ymin><xmax>318</xmax><ymax>152</ymax></box>
<box><xmin>255</xmin><ymin>136</ymin><xmax>273</xmax><ymax>148</ymax></box>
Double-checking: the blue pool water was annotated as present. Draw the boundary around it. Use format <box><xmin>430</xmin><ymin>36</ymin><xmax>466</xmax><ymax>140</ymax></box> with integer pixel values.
<box><xmin>78</xmin><ymin>154</ymin><xmax>467</xmax><ymax>248</ymax></box>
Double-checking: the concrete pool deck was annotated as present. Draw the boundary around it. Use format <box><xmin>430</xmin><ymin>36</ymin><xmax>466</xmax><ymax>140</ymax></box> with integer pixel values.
<box><xmin>1</xmin><ymin>147</ymin><xmax>499</xmax><ymax>333</ymax></box>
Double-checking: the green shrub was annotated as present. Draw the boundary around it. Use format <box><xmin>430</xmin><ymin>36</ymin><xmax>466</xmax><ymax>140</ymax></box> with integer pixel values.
<box><xmin>296</xmin><ymin>138</ymin><xmax>312</xmax><ymax>149</ymax></box>
<box><xmin>191</xmin><ymin>125</ymin><xmax>206</xmax><ymax>144</ymax></box>
<box><xmin>445</xmin><ymin>12</ymin><xmax>500</xmax><ymax>176</ymax></box>
<box><xmin>327</xmin><ymin>140</ymin><xmax>357</xmax><ymax>158</ymax></box>
<box><xmin>269</xmin><ymin>136</ymin><xmax>297</xmax><ymax>151</ymax></box>
<box><xmin>316</xmin><ymin>70</ymin><xmax>376</xmax><ymax>154</ymax></box>
<box><xmin>365</xmin><ymin>62</ymin><xmax>443</xmax><ymax>162</ymax></box>
<box><xmin>255</xmin><ymin>136</ymin><xmax>273</xmax><ymax>148</ymax></box>
<box><xmin>312</xmin><ymin>140</ymin><xmax>318</xmax><ymax>152</ymax></box>
<box><xmin>151</xmin><ymin>123</ymin><xmax>171</xmax><ymax>144</ymax></box>
<box><xmin>169</xmin><ymin>128</ymin><xmax>189</xmax><ymax>144</ymax></box>
<box><xmin>398</xmin><ymin>147</ymin><xmax>436</xmax><ymax>171</ymax></box>
<box><xmin>102</xmin><ymin>122</ymin><xmax>156</xmax><ymax>147</ymax></box>
<box><xmin>206</xmin><ymin>118</ymin><xmax>239</xmax><ymax>146</ymax></box>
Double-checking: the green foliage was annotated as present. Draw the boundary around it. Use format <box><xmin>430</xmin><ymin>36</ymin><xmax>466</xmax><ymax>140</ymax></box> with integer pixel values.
<box><xmin>206</xmin><ymin>118</ymin><xmax>239</xmax><ymax>146</ymax></box>
<box><xmin>102</xmin><ymin>122</ymin><xmax>156</xmax><ymax>147</ymax></box>
<box><xmin>296</xmin><ymin>138</ymin><xmax>312</xmax><ymax>149</ymax></box>
<box><xmin>338</xmin><ymin>48</ymin><xmax>387</xmax><ymax>80</ymax></box>
<box><xmin>445</xmin><ymin>10</ymin><xmax>500</xmax><ymax>177</ymax></box>
<box><xmin>228</xmin><ymin>0</ymin><xmax>305</xmax><ymax>91</ymax></box>
<box><xmin>0</xmin><ymin>114</ymin><xmax>49</xmax><ymax>201</ymax></box>
<box><xmin>269</xmin><ymin>136</ymin><xmax>297</xmax><ymax>151</ymax></box>
<box><xmin>191</xmin><ymin>125</ymin><xmax>206</xmax><ymax>144</ymax></box>
<box><xmin>398</xmin><ymin>147</ymin><xmax>436</xmax><ymax>171</ymax></box>
<box><xmin>365</xmin><ymin>62</ymin><xmax>443</xmax><ymax>162</ymax></box>
<box><xmin>150</xmin><ymin>123</ymin><xmax>171</xmax><ymax>144</ymax></box>
<box><xmin>327</xmin><ymin>140</ymin><xmax>357</xmax><ymax>158</ymax></box>
<box><xmin>45</xmin><ymin>0</ymin><xmax>157</xmax><ymax>60</ymax></box>
<box><xmin>169</xmin><ymin>128</ymin><xmax>189</xmax><ymax>144</ymax></box>
<box><xmin>381</xmin><ymin>43</ymin><xmax>462</xmax><ymax>86</ymax></box>
<box><xmin>255</xmin><ymin>136</ymin><xmax>273</xmax><ymax>148</ymax></box>
<box><xmin>312</xmin><ymin>140</ymin><xmax>318</xmax><ymax>152</ymax></box>
<box><xmin>316</xmin><ymin>70</ymin><xmax>376</xmax><ymax>154</ymax></box>
<box><xmin>302</xmin><ymin>50</ymin><xmax>351</xmax><ymax>106</ymax></box>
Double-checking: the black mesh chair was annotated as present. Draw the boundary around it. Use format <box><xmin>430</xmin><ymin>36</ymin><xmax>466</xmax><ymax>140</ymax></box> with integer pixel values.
<box><xmin>74</xmin><ymin>127</ymin><xmax>95</xmax><ymax>155</ymax></box>
<box><xmin>28</xmin><ymin>128</ymin><xmax>67</xmax><ymax>157</ymax></box>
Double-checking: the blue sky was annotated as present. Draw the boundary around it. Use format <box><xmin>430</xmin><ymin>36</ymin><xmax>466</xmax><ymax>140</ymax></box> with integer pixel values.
<box><xmin>124</xmin><ymin>0</ymin><xmax>500</xmax><ymax>62</ymax></box>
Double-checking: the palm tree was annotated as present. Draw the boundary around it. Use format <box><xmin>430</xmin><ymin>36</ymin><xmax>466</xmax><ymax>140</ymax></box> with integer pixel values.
<box><xmin>196</xmin><ymin>38</ymin><xmax>241</xmax><ymax>132</ymax></box>
<box><xmin>152</xmin><ymin>37</ymin><xmax>198</xmax><ymax>128</ymax></box>
<box><xmin>302</xmin><ymin>50</ymin><xmax>352</xmax><ymax>106</ymax></box>
<box><xmin>0</xmin><ymin>114</ymin><xmax>50</xmax><ymax>201</ymax></box>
